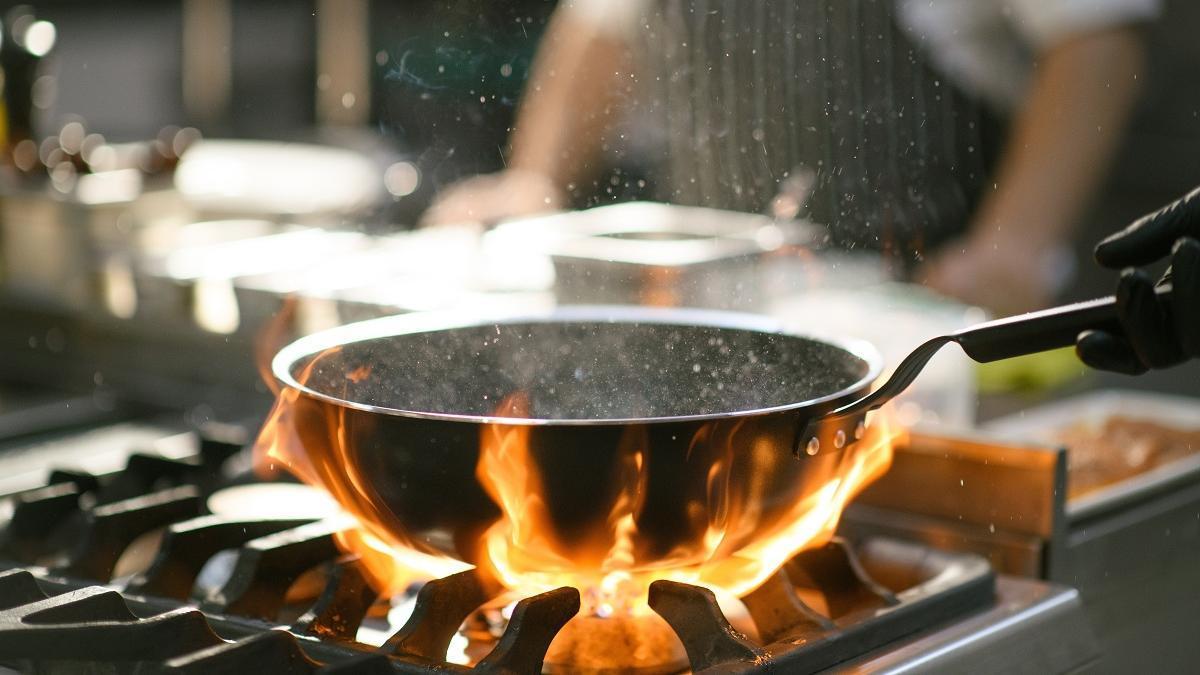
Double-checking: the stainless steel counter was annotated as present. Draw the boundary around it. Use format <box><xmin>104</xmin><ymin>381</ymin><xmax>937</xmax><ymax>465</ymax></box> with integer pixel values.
<box><xmin>837</xmin><ymin>577</ymin><xmax>1098</xmax><ymax>674</ymax></box>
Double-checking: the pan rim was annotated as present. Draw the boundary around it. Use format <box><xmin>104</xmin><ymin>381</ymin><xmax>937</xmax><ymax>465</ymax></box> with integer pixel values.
<box><xmin>272</xmin><ymin>305</ymin><xmax>883</xmax><ymax>426</ymax></box>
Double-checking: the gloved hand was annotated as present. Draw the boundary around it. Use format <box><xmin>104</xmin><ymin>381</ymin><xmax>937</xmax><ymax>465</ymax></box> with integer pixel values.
<box><xmin>1076</xmin><ymin>186</ymin><xmax>1200</xmax><ymax>374</ymax></box>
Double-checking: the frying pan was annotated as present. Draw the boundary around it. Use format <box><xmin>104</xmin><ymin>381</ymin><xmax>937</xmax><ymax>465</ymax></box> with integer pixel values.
<box><xmin>269</xmin><ymin>306</ymin><xmax>880</xmax><ymax>571</ymax></box>
<box><xmin>267</xmin><ymin>291</ymin><xmax>1167</xmax><ymax>571</ymax></box>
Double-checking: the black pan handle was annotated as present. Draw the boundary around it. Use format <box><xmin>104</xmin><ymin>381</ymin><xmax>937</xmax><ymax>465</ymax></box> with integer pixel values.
<box><xmin>795</xmin><ymin>285</ymin><xmax>1173</xmax><ymax>457</ymax></box>
<box><xmin>952</xmin><ymin>296</ymin><xmax>1118</xmax><ymax>362</ymax></box>
<box><xmin>951</xmin><ymin>284</ymin><xmax>1171</xmax><ymax>362</ymax></box>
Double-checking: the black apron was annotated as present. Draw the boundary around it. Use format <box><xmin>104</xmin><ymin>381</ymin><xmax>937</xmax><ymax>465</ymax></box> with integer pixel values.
<box><xmin>624</xmin><ymin>0</ymin><xmax>1003</xmax><ymax>262</ymax></box>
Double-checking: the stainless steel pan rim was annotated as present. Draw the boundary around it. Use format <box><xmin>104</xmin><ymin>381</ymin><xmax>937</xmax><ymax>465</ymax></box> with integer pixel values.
<box><xmin>272</xmin><ymin>304</ymin><xmax>883</xmax><ymax>426</ymax></box>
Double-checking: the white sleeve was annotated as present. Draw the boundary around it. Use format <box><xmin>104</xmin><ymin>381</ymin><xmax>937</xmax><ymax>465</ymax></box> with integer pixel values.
<box><xmin>558</xmin><ymin>0</ymin><xmax>648</xmax><ymax>39</ymax></box>
<box><xmin>1008</xmin><ymin>0</ymin><xmax>1162</xmax><ymax>47</ymax></box>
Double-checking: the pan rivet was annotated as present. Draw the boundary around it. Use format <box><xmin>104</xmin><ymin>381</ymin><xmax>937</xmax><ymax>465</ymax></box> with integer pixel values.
<box><xmin>854</xmin><ymin>421</ymin><xmax>866</xmax><ymax>440</ymax></box>
<box><xmin>834</xmin><ymin>430</ymin><xmax>846</xmax><ymax>448</ymax></box>
<box><xmin>805</xmin><ymin>438</ymin><xmax>820</xmax><ymax>456</ymax></box>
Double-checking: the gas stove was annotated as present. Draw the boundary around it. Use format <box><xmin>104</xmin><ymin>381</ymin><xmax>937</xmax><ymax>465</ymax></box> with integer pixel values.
<box><xmin>0</xmin><ymin>407</ymin><xmax>1098</xmax><ymax>674</ymax></box>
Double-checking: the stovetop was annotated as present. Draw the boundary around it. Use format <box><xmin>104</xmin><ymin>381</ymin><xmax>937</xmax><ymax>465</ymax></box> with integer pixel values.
<box><xmin>0</xmin><ymin>407</ymin><xmax>1099</xmax><ymax>674</ymax></box>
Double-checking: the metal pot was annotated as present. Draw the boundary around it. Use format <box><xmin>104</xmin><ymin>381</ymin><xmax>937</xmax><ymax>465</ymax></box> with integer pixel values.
<box><xmin>529</xmin><ymin>201</ymin><xmax>817</xmax><ymax>309</ymax></box>
<box><xmin>266</xmin><ymin>306</ymin><xmax>880</xmax><ymax>572</ymax></box>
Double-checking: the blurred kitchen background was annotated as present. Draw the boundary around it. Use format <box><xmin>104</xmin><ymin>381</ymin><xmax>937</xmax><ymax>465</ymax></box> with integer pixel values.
<box><xmin>0</xmin><ymin>0</ymin><xmax>1197</xmax><ymax>429</ymax></box>
<box><xmin>0</xmin><ymin>6</ymin><xmax>1196</xmax><ymax>671</ymax></box>
<box><xmin>10</xmin><ymin>0</ymin><xmax>564</xmax><ymax>223</ymax></box>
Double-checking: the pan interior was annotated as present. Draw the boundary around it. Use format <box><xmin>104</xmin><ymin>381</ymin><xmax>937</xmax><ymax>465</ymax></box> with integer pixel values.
<box><xmin>291</xmin><ymin>320</ymin><xmax>871</xmax><ymax>421</ymax></box>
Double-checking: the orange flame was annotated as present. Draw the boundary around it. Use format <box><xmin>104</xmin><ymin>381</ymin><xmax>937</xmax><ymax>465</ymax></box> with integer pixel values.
<box><xmin>254</xmin><ymin>369</ymin><xmax>896</xmax><ymax>603</ymax></box>
<box><xmin>475</xmin><ymin>400</ymin><xmax>897</xmax><ymax>609</ymax></box>
<box><xmin>474</xmin><ymin>393</ymin><xmax>668</xmax><ymax>616</ymax></box>
<box><xmin>253</xmin><ymin>303</ymin><xmax>476</xmax><ymax>593</ymax></box>
<box><xmin>253</xmin><ymin>346</ymin><xmax>472</xmax><ymax>595</ymax></box>
<box><xmin>252</xmin><ymin>353</ymin><xmax>896</xmax><ymax>671</ymax></box>
<box><xmin>475</xmin><ymin>401</ymin><xmax>897</xmax><ymax>672</ymax></box>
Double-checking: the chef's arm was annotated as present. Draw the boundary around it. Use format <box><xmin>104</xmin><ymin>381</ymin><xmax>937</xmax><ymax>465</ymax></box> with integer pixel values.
<box><xmin>923</xmin><ymin>26</ymin><xmax>1148</xmax><ymax>314</ymax></box>
<box><xmin>507</xmin><ymin>11</ymin><xmax>630</xmax><ymax>192</ymax></box>
<box><xmin>421</xmin><ymin>11</ymin><xmax>629</xmax><ymax>226</ymax></box>
<box><xmin>975</xmin><ymin>26</ymin><xmax>1147</xmax><ymax>251</ymax></box>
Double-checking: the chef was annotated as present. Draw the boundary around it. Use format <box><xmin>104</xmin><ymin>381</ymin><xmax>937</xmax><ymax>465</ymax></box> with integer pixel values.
<box><xmin>424</xmin><ymin>0</ymin><xmax>1160</xmax><ymax>316</ymax></box>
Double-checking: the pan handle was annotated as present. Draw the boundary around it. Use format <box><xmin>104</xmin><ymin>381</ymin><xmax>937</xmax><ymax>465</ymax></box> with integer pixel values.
<box><xmin>793</xmin><ymin>335</ymin><xmax>954</xmax><ymax>457</ymax></box>
<box><xmin>951</xmin><ymin>296</ymin><xmax>1117</xmax><ymax>362</ymax></box>
<box><xmin>954</xmin><ymin>283</ymin><xmax>1171</xmax><ymax>362</ymax></box>
<box><xmin>794</xmin><ymin>285</ymin><xmax>1172</xmax><ymax>457</ymax></box>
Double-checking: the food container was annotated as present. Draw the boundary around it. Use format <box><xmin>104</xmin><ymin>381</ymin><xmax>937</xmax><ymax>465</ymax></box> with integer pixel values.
<box><xmin>982</xmin><ymin>389</ymin><xmax>1200</xmax><ymax>516</ymax></box>
<box><xmin>507</xmin><ymin>202</ymin><xmax>816</xmax><ymax>309</ymax></box>
<box><xmin>234</xmin><ymin>225</ymin><xmax>558</xmax><ymax>333</ymax></box>
<box><xmin>0</xmin><ymin>173</ymin><xmax>186</xmax><ymax>312</ymax></box>
<box><xmin>233</xmin><ymin>239</ymin><xmax>415</xmax><ymax>336</ymax></box>
<box><xmin>135</xmin><ymin>227</ymin><xmax>370</xmax><ymax>334</ymax></box>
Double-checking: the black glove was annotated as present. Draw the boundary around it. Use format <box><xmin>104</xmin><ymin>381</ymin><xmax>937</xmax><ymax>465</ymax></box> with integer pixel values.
<box><xmin>1076</xmin><ymin>186</ymin><xmax>1200</xmax><ymax>374</ymax></box>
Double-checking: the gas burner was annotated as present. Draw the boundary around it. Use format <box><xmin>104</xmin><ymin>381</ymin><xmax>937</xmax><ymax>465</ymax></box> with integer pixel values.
<box><xmin>0</xmin><ymin>424</ymin><xmax>1097</xmax><ymax>673</ymax></box>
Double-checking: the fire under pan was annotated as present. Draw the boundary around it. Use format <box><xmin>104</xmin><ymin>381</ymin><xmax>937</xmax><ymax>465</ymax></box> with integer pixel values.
<box><xmin>0</xmin><ymin>427</ymin><xmax>1088</xmax><ymax>673</ymax></box>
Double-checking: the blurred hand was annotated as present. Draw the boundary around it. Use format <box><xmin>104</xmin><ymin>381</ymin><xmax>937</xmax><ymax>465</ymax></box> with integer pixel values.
<box><xmin>1076</xmin><ymin>186</ymin><xmax>1200</xmax><ymax>374</ymax></box>
<box><xmin>420</xmin><ymin>169</ymin><xmax>566</xmax><ymax>227</ymax></box>
<box><xmin>919</xmin><ymin>232</ymin><xmax>1067</xmax><ymax>316</ymax></box>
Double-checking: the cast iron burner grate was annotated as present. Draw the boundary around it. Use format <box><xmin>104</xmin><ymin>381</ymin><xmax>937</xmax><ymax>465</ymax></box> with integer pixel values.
<box><xmin>0</xmin><ymin>432</ymin><xmax>995</xmax><ymax>674</ymax></box>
